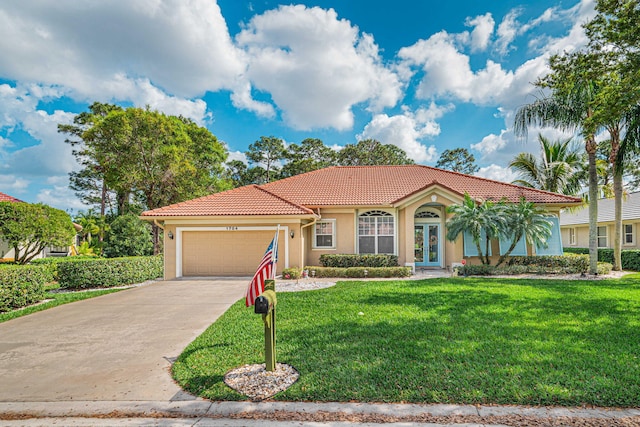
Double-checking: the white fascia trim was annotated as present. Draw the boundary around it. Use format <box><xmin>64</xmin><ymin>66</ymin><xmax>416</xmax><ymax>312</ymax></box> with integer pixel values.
<box><xmin>175</xmin><ymin>225</ymin><xmax>289</xmax><ymax>278</ymax></box>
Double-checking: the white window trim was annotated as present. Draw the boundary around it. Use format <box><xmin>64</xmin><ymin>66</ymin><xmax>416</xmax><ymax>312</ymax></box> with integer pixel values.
<box><xmin>597</xmin><ymin>225</ymin><xmax>608</xmax><ymax>248</ymax></box>
<box><xmin>356</xmin><ymin>209</ymin><xmax>397</xmax><ymax>255</ymax></box>
<box><xmin>569</xmin><ymin>227</ymin><xmax>577</xmax><ymax>246</ymax></box>
<box><xmin>623</xmin><ymin>223</ymin><xmax>635</xmax><ymax>246</ymax></box>
<box><xmin>312</xmin><ymin>219</ymin><xmax>336</xmax><ymax>250</ymax></box>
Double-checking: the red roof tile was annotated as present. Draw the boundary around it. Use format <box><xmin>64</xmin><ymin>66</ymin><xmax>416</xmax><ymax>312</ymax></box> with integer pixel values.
<box><xmin>0</xmin><ymin>191</ymin><xmax>22</xmax><ymax>203</ymax></box>
<box><xmin>261</xmin><ymin>165</ymin><xmax>582</xmax><ymax>206</ymax></box>
<box><xmin>142</xmin><ymin>166</ymin><xmax>582</xmax><ymax>217</ymax></box>
<box><xmin>141</xmin><ymin>185</ymin><xmax>315</xmax><ymax>217</ymax></box>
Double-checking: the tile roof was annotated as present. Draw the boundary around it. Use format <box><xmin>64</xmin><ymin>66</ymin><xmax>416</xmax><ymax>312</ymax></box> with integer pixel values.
<box><xmin>141</xmin><ymin>185</ymin><xmax>314</xmax><ymax>217</ymax></box>
<box><xmin>0</xmin><ymin>191</ymin><xmax>22</xmax><ymax>203</ymax></box>
<box><xmin>261</xmin><ymin>165</ymin><xmax>583</xmax><ymax>206</ymax></box>
<box><xmin>142</xmin><ymin>165</ymin><xmax>582</xmax><ymax>218</ymax></box>
<box><xmin>560</xmin><ymin>192</ymin><xmax>640</xmax><ymax>226</ymax></box>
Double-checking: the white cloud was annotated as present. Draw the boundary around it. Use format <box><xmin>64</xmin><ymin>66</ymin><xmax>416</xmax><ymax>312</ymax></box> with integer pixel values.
<box><xmin>36</xmin><ymin>184</ymin><xmax>86</xmax><ymax>212</ymax></box>
<box><xmin>495</xmin><ymin>9</ymin><xmax>521</xmax><ymax>55</ymax></box>
<box><xmin>236</xmin><ymin>5</ymin><xmax>402</xmax><ymax>130</ymax></box>
<box><xmin>0</xmin><ymin>174</ymin><xmax>29</xmax><ymax>194</ymax></box>
<box><xmin>357</xmin><ymin>103</ymin><xmax>451</xmax><ymax>163</ymax></box>
<box><xmin>465</xmin><ymin>13</ymin><xmax>494</xmax><ymax>52</ymax></box>
<box><xmin>227</xmin><ymin>150</ymin><xmax>248</xmax><ymax>164</ymax></box>
<box><xmin>475</xmin><ymin>164</ymin><xmax>518</xmax><ymax>183</ymax></box>
<box><xmin>0</xmin><ymin>0</ymin><xmax>245</xmax><ymax>98</ymax></box>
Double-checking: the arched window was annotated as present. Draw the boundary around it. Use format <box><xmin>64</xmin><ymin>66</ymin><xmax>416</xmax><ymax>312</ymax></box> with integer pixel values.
<box><xmin>358</xmin><ymin>211</ymin><xmax>394</xmax><ymax>254</ymax></box>
<box><xmin>415</xmin><ymin>211</ymin><xmax>440</xmax><ymax>219</ymax></box>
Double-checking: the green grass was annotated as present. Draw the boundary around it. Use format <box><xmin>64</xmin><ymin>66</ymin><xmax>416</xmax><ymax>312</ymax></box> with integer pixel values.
<box><xmin>172</xmin><ymin>274</ymin><xmax>640</xmax><ymax>406</ymax></box>
<box><xmin>0</xmin><ymin>284</ymin><xmax>122</xmax><ymax>323</ymax></box>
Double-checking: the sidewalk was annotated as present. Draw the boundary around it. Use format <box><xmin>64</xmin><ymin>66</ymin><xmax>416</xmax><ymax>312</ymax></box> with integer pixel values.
<box><xmin>1</xmin><ymin>400</ymin><xmax>639</xmax><ymax>426</ymax></box>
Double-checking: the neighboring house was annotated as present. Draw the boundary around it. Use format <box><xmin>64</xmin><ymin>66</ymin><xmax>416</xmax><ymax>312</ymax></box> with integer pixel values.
<box><xmin>560</xmin><ymin>192</ymin><xmax>640</xmax><ymax>250</ymax></box>
<box><xmin>141</xmin><ymin>165</ymin><xmax>582</xmax><ymax>279</ymax></box>
<box><xmin>0</xmin><ymin>191</ymin><xmax>81</xmax><ymax>260</ymax></box>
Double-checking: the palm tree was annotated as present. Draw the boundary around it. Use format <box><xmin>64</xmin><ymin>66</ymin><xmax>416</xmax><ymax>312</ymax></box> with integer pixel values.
<box><xmin>496</xmin><ymin>198</ymin><xmax>553</xmax><ymax>267</ymax></box>
<box><xmin>509</xmin><ymin>135</ymin><xmax>586</xmax><ymax>195</ymax></box>
<box><xmin>446</xmin><ymin>193</ymin><xmax>505</xmax><ymax>265</ymax></box>
<box><xmin>514</xmin><ymin>53</ymin><xmax>600</xmax><ymax>274</ymax></box>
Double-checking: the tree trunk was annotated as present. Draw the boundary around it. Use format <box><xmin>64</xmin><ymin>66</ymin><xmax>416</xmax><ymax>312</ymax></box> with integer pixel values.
<box><xmin>613</xmin><ymin>167</ymin><xmax>623</xmax><ymax>271</ymax></box>
<box><xmin>586</xmin><ymin>137</ymin><xmax>599</xmax><ymax>275</ymax></box>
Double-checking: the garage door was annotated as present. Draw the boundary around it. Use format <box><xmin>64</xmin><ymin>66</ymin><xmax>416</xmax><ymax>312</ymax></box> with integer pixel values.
<box><xmin>182</xmin><ymin>230</ymin><xmax>282</xmax><ymax>276</ymax></box>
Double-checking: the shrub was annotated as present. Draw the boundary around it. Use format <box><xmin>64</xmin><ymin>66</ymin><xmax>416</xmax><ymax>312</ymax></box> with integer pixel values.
<box><xmin>103</xmin><ymin>214</ymin><xmax>153</xmax><ymax>258</ymax></box>
<box><xmin>31</xmin><ymin>256</ymin><xmax>98</xmax><ymax>281</ymax></box>
<box><xmin>0</xmin><ymin>265</ymin><xmax>50</xmax><ymax>312</ymax></box>
<box><xmin>57</xmin><ymin>255</ymin><xmax>162</xmax><ymax>289</ymax></box>
<box><xmin>319</xmin><ymin>254</ymin><xmax>399</xmax><ymax>268</ymax></box>
<box><xmin>458</xmin><ymin>264</ymin><xmax>496</xmax><ymax>276</ymax></box>
<box><xmin>563</xmin><ymin>248</ymin><xmax>640</xmax><ymax>271</ymax></box>
<box><xmin>508</xmin><ymin>255</ymin><xmax>589</xmax><ymax>273</ymax></box>
<box><xmin>282</xmin><ymin>267</ymin><xmax>302</xmax><ymax>280</ymax></box>
<box><xmin>303</xmin><ymin>266</ymin><xmax>411</xmax><ymax>278</ymax></box>
<box><xmin>598</xmin><ymin>262</ymin><xmax>613</xmax><ymax>275</ymax></box>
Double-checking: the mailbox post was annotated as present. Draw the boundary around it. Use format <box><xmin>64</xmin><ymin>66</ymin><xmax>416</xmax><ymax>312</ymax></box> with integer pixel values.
<box><xmin>254</xmin><ymin>279</ymin><xmax>277</xmax><ymax>371</ymax></box>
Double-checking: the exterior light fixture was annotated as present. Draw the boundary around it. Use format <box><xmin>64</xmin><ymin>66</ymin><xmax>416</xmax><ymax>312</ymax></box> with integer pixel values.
<box><xmin>290</xmin><ymin>230</ymin><xmax>295</xmax><ymax>239</ymax></box>
<box><xmin>168</xmin><ymin>231</ymin><xmax>174</xmax><ymax>240</ymax></box>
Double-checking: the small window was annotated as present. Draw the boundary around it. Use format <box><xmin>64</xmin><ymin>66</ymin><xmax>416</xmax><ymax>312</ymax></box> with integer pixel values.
<box><xmin>624</xmin><ymin>224</ymin><xmax>634</xmax><ymax>245</ymax></box>
<box><xmin>314</xmin><ymin>220</ymin><xmax>335</xmax><ymax>249</ymax></box>
<box><xmin>597</xmin><ymin>226</ymin><xmax>607</xmax><ymax>248</ymax></box>
<box><xmin>569</xmin><ymin>228</ymin><xmax>576</xmax><ymax>246</ymax></box>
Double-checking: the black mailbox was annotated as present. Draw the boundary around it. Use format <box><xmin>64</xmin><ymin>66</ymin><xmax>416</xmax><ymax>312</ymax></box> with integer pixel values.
<box><xmin>254</xmin><ymin>295</ymin><xmax>269</xmax><ymax>314</ymax></box>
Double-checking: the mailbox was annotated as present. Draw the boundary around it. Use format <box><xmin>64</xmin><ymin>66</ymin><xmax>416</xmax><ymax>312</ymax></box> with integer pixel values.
<box><xmin>254</xmin><ymin>295</ymin><xmax>269</xmax><ymax>314</ymax></box>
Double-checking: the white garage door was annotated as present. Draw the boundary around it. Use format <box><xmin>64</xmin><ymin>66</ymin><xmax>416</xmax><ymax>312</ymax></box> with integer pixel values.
<box><xmin>182</xmin><ymin>230</ymin><xmax>282</xmax><ymax>276</ymax></box>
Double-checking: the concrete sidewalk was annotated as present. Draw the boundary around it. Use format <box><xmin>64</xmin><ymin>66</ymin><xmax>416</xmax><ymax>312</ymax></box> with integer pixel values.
<box><xmin>1</xmin><ymin>400</ymin><xmax>639</xmax><ymax>426</ymax></box>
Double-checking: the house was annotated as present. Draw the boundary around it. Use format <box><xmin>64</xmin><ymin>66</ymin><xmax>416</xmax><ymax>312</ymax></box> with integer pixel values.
<box><xmin>141</xmin><ymin>165</ymin><xmax>582</xmax><ymax>279</ymax></box>
<box><xmin>560</xmin><ymin>192</ymin><xmax>640</xmax><ymax>250</ymax></box>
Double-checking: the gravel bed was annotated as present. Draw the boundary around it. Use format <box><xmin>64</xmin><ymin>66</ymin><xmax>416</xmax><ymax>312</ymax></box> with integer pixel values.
<box><xmin>276</xmin><ymin>280</ymin><xmax>336</xmax><ymax>292</ymax></box>
<box><xmin>224</xmin><ymin>363</ymin><xmax>299</xmax><ymax>401</ymax></box>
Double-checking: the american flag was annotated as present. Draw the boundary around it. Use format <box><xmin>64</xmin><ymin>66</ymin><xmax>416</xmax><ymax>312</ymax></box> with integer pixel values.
<box><xmin>245</xmin><ymin>230</ymin><xmax>279</xmax><ymax>307</ymax></box>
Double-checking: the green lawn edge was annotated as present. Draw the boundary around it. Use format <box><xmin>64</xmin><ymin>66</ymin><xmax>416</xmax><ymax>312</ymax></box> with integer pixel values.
<box><xmin>0</xmin><ymin>287</ymin><xmax>122</xmax><ymax>323</ymax></box>
<box><xmin>172</xmin><ymin>274</ymin><xmax>640</xmax><ymax>407</ymax></box>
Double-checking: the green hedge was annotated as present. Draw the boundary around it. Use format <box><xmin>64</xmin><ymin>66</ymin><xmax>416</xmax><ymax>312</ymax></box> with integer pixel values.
<box><xmin>0</xmin><ymin>265</ymin><xmax>51</xmax><ymax>312</ymax></box>
<box><xmin>57</xmin><ymin>255</ymin><xmax>163</xmax><ymax>289</ymax></box>
<box><xmin>564</xmin><ymin>248</ymin><xmax>640</xmax><ymax>271</ymax></box>
<box><xmin>30</xmin><ymin>256</ymin><xmax>98</xmax><ymax>281</ymax></box>
<box><xmin>303</xmin><ymin>266</ymin><xmax>412</xmax><ymax>278</ymax></box>
<box><xmin>319</xmin><ymin>254</ymin><xmax>399</xmax><ymax>268</ymax></box>
<box><xmin>507</xmin><ymin>255</ymin><xmax>589</xmax><ymax>273</ymax></box>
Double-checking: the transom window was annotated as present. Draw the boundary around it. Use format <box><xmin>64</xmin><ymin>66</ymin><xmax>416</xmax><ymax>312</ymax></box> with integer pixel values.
<box><xmin>597</xmin><ymin>226</ymin><xmax>607</xmax><ymax>248</ymax></box>
<box><xmin>314</xmin><ymin>220</ymin><xmax>335</xmax><ymax>249</ymax></box>
<box><xmin>415</xmin><ymin>211</ymin><xmax>440</xmax><ymax>219</ymax></box>
<box><xmin>624</xmin><ymin>224</ymin><xmax>634</xmax><ymax>245</ymax></box>
<box><xmin>358</xmin><ymin>211</ymin><xmax>395</xmax><ymax>254</ymax></box>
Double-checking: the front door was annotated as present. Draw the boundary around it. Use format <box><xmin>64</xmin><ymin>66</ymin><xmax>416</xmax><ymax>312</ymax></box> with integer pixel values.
<box><xmin>414</xmin><ymin>224</ymin><xmax>440</xmax><ymax>267</ymax></box>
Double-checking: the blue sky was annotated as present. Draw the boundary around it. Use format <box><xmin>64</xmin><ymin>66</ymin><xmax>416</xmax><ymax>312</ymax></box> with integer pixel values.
<box><xmin>0</xmin><ymin>0</ymin><xmax>595</xmax><ymax>214</ymax></box>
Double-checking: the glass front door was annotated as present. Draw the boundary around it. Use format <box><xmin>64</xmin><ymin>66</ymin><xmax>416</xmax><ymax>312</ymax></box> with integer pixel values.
<box><xmin>415</xmin><ymin>224</ymin><xmax>440</xmax><ymax>267</ymax></box>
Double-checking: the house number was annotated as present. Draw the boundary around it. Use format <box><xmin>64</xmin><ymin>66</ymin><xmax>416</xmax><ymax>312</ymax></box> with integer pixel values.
<box><xmin>226</xmin><ymin>226</ymin><xmax>238</xmax><ymax>231</ymax></box>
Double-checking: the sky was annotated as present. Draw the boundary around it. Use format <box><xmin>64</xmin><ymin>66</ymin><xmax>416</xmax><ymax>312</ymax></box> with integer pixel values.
<box><xmin>0</xmin><ymin>0</ymin><xmax>596</xmax><ymax>214</ymax></box>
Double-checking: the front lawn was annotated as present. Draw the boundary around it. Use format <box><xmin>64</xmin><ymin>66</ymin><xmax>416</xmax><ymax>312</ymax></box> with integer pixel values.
<box><xmin>172</xmin><ymin>274</ymin><xmax>640</xmax><ymax>407</ymax></box>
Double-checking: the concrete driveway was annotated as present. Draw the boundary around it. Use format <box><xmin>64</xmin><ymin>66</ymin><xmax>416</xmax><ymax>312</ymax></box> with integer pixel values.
<box><xmin>0</xmin><ymin>279</ymin><xmax>247</xmax><ymax>402</ymax></box>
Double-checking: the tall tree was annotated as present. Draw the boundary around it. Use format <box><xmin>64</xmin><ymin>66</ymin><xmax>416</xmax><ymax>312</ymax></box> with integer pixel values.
<box><xmin>282</xmin><ymin>138</ymin><xmax>336</xmax><ymax>177</ymax></box>
<box><xmin>336</xmin><ymin>139</ymin><xmax>414</xmax><ymax>166</ymax></box>
<box><xmin>246</xmin><ymin>136</ymin><xmax>286</xmax><ymax>183</ymax></box>
<box><xmin>435</xmin><ymin>148</ymin><xmax>479</xmax><ymax>174</ymax></box>
<box><xmin>60</xmin><ymin>105</ymin><xmax>230</xmax><ymax>254</ymax></box>
<box><xmin>0</xmin><ymin>202</ymin><xmax>76</xmax><ymax>264</ymax></box>
<box><xmin>509</xmin><ymin>135</ymin><xmax>585</xmax><ymax>195</ymax></box>
<box><xmin>514</xmin><ymin>52</ymin><xmax>601</xmax><ymax>274</ymax></box>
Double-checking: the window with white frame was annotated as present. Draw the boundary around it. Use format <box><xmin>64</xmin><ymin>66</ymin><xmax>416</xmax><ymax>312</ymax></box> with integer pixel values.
<box><xmin>313</xmin><ymin>220</ymin><xmax>335</xmax><ymax>248</ymax></box>
<box><xmin>569</xmin><ymin>228</ymin><xmax>576</xmax><ymax>246</ymax></box>
<box><xmin>358</xmin><ymin>210</ymin><xmax>395</xmax><ymax>254</ymax></box>
<box><xmin>624</xmin><ymin>224</ymin><xmax>634</xmax><ymax>245</ymax></box>
<box><xmin>597</xmin><ymin>226</ymin><xmax>607</xmax><ymax>248</ymax></box>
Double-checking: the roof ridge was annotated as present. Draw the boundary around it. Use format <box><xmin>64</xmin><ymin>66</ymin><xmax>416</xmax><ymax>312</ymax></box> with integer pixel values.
<box><xmin>255</xmin><ymin>185</ymin><xmax>316</xmax><ymax>215</ymax></box>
